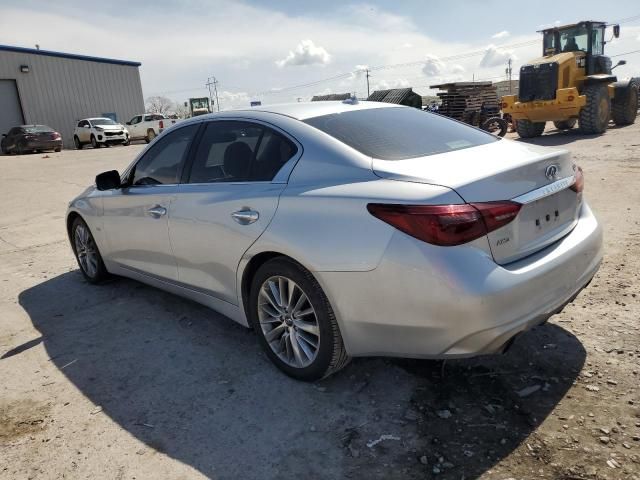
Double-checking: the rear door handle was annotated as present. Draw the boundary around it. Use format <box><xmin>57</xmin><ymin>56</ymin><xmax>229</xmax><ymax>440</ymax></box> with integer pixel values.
<box><xmin>147</xmin><ymin>205</ymin><xmax>167</xmax><ymax>218</ymax></box>
<box><xmin>231</xmin><ymin>209</ymin><xmax>259</xmax><ymax>225</ymax></box>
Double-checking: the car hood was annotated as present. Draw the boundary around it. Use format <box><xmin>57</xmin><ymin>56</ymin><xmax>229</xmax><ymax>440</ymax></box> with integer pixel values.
<box><xmin>371</xmin><ymin>139</ymin><xmax>573</xmax><ymax>202</ymax></box>
<box><xmin>94</xmin><ymin>124</ymin><xmax>124</xmax><ymax>130</ymax></box>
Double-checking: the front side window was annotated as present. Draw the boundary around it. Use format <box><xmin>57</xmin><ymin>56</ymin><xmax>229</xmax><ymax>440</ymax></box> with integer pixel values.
<box><xmin>131</xmin><ymin>116</ymin><xmax>142</xmax><ymax>125</ymax></box>
<box><xmin>131</xmin><ymin>124</ymin><xmax>199</xmax><ymax>186</ymax></box>
<box><xmin>187</xmin><ymin>121</ymin><xmax>297</xmax><ymax>183</ymax></box>
<box><xmin>305</xmin><ymin>107</ymin><xmax>496</xmax><ymax>160</ymax></box>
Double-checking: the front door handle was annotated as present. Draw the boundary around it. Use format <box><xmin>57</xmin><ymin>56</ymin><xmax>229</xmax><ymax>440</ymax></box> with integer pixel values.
<box><xmin>147</xmin><ymin>205</ymin><xmax>167</xmax><ymax>218</ymax></box>
<box><xmin>231</xmin><ymin>209</ymin><xmax>259</xmax><ymax>225</ymax></box>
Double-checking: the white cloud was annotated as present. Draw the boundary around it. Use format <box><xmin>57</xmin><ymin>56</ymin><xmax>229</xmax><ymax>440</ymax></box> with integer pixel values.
<box><xmin>276</xmin><ymin>39</ymin><xmax>331</xmax><ymax>68</ymax></box>
<box><xmin>451</xmin><ymin>64</ymin><xmax>465</xmax><ymax>74</ymax></box>
<box><xmin>422</xmin><ymin>54</ymin><xmax>445</xmax><ymax>76</ymax></box>
<box><xmin>492</xmin><ymin>31</ymin><xmax>510</xmax><ymax>39</ymax></box>
<box><xmin>402</xmin><ymin>42</ymin><xmax>413</xmax><ymax>48</ymax></box>
<box><xmin>480</xmin><ymin>44</ymin><xmax>516</xmax><ymax>68</ymax></box>
<box><xmin>350</xmin><ymin>65</ymin><xmax>370</xmax><ymax>79</ymax></box>
<box><xmin>372</xmin><ymin>78</ymin><xmax>410</xmax><ymax>91</ymax></box>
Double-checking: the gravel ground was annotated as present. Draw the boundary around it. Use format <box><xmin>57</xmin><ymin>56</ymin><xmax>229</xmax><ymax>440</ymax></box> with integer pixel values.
<box><xmin>1</xmin><ymin>123</ymin><xmax>639</xmax><ymax>480</ymax></box>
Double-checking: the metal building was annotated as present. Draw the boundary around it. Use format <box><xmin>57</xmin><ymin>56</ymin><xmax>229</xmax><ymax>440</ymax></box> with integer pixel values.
<box><xmin>0</xmin><ymin>45</ymin><xmax>144</xmax><ymax>148</ymax></box>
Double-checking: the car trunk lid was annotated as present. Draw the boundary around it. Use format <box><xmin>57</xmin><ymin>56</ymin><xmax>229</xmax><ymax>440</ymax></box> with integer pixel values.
<box><xmin>372</xmin><ymin>140</ymin><xmax>582</xmax><ymax>264</ymax></box>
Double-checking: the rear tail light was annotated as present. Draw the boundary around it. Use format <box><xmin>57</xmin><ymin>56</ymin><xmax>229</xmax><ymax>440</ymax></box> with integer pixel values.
<box><xmin>367</xmin><ymin>201</ymin><xmax>521</xmax><ymax>246</ymax></box>
<box><xmin>570</xmin><ymin>166</ymin><xmax>584</xmax><ymax>193</ymax></box>
<box><xmin>159</xmin><ymin>120</ymin><xmax>164</xmax><ymax>129</ymax></box>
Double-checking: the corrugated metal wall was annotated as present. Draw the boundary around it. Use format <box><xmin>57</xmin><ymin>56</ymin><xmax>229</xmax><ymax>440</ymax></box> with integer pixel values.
<box><xmin>0</xmin><ymin>50</ymin><xmax>144</xmax><ymax>148</ymax></box>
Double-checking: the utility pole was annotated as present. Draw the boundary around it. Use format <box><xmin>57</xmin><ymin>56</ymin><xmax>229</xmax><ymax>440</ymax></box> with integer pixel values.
<box><xmin>365</xmin><ymin>68</ymin><xmax>371</xmax><ymax>98</ymax></box>
<box><xmin>206</xmin><ymin>76</ymin><xmax>220</xmax><ymax>112</ymax></box>
<box><xmin>506</xmin><ymin>58</ymin><xmax>513</xmax><ymax>94</ymax></box>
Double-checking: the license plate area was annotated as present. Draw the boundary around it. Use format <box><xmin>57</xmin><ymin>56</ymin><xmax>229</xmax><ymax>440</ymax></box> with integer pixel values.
<box><xmin>488</xmin><ymin>189</ymin><xmax>581</xmax><ymax>265</ymax></box>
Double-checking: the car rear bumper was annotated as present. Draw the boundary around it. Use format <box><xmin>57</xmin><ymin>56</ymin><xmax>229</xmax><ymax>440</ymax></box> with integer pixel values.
<box><xmin>25</xmin><ymin>140</ymin><xmax>63</xmax><ymax>150</ymax></box>
<box><xmin>316</xmin><ymin>202</ymin><xmax>602</xmax><ymax>358</ymax></box>
<box><xmin>502</xmin><ymin>88</ymin><xmax>587</xmax><ymax>122</ymax></box>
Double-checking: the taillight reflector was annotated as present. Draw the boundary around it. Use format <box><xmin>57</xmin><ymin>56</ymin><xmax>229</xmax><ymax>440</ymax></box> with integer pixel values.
<box><xmin>570</xmin><ymin>166</ymin><xmax>584</xmax><ymax>193</ymax></box>
<box><xmin>159</xmin><ymin>120</ymin><xmax>164</xmax><ymax>129</ymax></box>
<box><xmin>367</xmin><ymin>201</ymin><xmax>521</xmax><ymax>246</ymax></box>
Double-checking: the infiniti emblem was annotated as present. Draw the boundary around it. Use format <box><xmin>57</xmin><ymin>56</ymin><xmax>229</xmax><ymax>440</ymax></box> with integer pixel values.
<box><xmin>545</xmin><ymin>164</ymin><xmax>560</xmax><ymax>181</ymax></box>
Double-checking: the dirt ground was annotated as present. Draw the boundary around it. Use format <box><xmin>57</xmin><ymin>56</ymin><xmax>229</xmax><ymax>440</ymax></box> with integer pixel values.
<box><xmin>1</xmin><ymin>123</ymin><xmax>639</xmax><ymax>480</ymax></box>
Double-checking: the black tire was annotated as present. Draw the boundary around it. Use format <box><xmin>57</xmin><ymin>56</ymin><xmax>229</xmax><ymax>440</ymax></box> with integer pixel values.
<box><xmin>579</xmin><ymin>83</ymin><xmax>610</xmax><ymax>134</ymax></box>
<box><xmin>54</xmin><ymin>147</ymin><xmax>61</xmax><ymax>152</ymax></box>
<box><xmin>480</xmin><ymin>117</ymin><xmax>508</xmax><ymax>137</ymax></box>
<box><xmin>74</xmin><ymin>136</ymin><xmax>83</xmax><ymax>150</ymax></box>
<box><xmin>1</xmin><ymin>145</ymin><xmax>8</xmax><ymax>155</ymax></box>
<box><xmin>70</xmin><ymin>217</ymin><xmax>109</xmax><ymax>284</ymax></box>
<box><xmin>90</xmin><ymin>135</ymin><xmax>99</xmax><ymax>149</ymax></box>
<box><xmin>249</xmin><ymin>257</ymin><xmax>350</xmax><ymax>381</ymax></box>
<box><xmin>122</xmin><ymin>137</ymin><xmax>130</xmax><ymax>146</ymax></box>
<box><xmin>145</xmin><ymin>129</ymin><xmax>156</xmax><ymax>143</ymax></box>
<box><xmin>611</xmin><ymin>81</ymin><xmax>639</xmax><ymax>126</ymax></box>
<box><xmin>515</xmin><ymin>119</ymin><xmax>546</xmax><ymax>138</ymax></box>
<box><xmin>16</xmin><ymin>141</ymin><xmax>26</xmax><ymax>155</ymax></box>
<box><xmin>553</xmin><ymin>119</ymin><xmax>577</xmax><ymax>130</ymax></box>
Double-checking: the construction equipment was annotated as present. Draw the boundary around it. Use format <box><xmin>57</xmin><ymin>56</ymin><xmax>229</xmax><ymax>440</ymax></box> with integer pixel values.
<box><xmin>431</xmin><ymin>82</ymin><xmax>508</xmax><ymax>136</ymax></box>
<box><xmin>502</xmin><ymin>21</ymin><xmax>639</xmax><ymax>138</ymax></box>
<box><xmin>189</xmin><ymin>97</ymin><xmax>211</xmax><ymax>117</ymax></box>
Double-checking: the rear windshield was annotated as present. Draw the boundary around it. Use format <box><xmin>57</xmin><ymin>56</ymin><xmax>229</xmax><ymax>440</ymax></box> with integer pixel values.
<box><xmin>23</xmin><ymin>125</ymin><xmax>54</xmax><ymax>133</ymax></box>
<box><xmin>304</xmin><ymin>107</ymin><xmax>497</xmax><ymax>160</ymax></box>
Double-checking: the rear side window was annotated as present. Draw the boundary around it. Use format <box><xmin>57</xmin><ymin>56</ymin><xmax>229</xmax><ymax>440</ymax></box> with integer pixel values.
<box><xmin>186</xmin><ymin>121</ymin><xmax>297</xmax><ymax>183</ymax></box>
<box><xmin>304</xmin><ymin>107</ymin><xmax>497</xmax><ymax>160</ymax></box>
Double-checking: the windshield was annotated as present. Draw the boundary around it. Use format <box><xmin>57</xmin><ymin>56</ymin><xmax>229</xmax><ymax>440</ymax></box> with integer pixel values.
<box><xmin>544</xmin><ymin>26</ymin><xmax>589</xmax><ymax>54</ymax></box>
<box><xmin>304</xmin><ymin>107</ymin><xmax>497</xmax><ymax>160</ymax></box>
<box><xmin>90</xmin><ymin>118</ymin><xmax>117</xmax><ymax>126</ymax></box>
<box><xmin>23</xmin><ymin>125</ymin><xmax>54</xmax><ymax>133</ymax></box>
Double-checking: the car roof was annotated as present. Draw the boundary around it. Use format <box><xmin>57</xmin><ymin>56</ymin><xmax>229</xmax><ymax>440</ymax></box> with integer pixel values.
<box><xmin>86</xmin><ymin>117</ymin><xmax>113</xmax><ymax>121</ymax></box>
<box><xmin>198</xmin><ymin>100</ymin><xmax>402</xmax><ymax>122</ymax></box>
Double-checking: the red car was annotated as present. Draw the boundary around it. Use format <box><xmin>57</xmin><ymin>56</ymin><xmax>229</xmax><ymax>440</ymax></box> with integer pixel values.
<box><xmin>1</xmin><ymin>125</ymin><xmax>63</xmax><ymax>155</ymax></box>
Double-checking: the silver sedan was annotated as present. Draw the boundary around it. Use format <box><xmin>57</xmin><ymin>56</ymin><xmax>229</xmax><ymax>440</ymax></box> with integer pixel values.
<box><xmin>66</xmin><ymin>101</ymin><xmax>603</xmax><ymax>380</ymax></box>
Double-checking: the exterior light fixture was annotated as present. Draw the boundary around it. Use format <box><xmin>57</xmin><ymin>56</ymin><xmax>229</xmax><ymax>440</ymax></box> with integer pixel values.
<box><xmin>20</xmin><ymin>65</ymin><xmax>30</xmax><ymax>73</ymax></box>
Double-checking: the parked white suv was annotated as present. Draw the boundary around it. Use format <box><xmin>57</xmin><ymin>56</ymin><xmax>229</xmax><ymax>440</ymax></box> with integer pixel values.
<box><xmin>73</xmin><ymin>118</ymin><xmax>129</xmax><ymax>149</ymax></box>
<box><xmin>125</xmin><ymin>114</ymin><xmax>181</xmax><ymax>143</ymax></box>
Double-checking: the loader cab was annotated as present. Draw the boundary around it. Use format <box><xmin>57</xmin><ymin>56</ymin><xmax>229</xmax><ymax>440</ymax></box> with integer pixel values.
<box><xmin>541</xmin><ymin>21</ymin><xmax>614</xmax><ymax>75</ymax></box>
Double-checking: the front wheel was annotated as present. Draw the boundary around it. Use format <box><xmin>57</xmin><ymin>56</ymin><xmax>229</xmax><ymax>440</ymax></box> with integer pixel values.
<box><xmin>71</xmin><ymin>217</ymin><xmax>109</xmax><ymax>283</ymax></box>
<box><xmin>249</xmin><ymin>257</ymin><xmax>350</xmax><ymax>381</ymax></box>
<box><xmin>480</xmin><ymin>117</ymin><xmax>508</xmax><ymax>137</ymax></box>
<box><xmin>579</xmin><ymin>83</ymin><xmax>610</xmax><ymax>134</ymax></box>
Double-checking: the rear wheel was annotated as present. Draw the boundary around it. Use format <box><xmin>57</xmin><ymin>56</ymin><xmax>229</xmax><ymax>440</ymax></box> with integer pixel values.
<box><xmin>145</xmin><ymin>129</ymin><xmax>156</xmax><ymax>143</ymax></box>
<box><xmin>515</xmin><ymin>119</ymin><xmax>546</xmax><ymax>138</ymax></box>
<box><xmin>553</xmin><ymin>119</ymin><xmax>577</xmax><ymax>130</ymax></box>
<box><xmin>70</xmin><ymin>217</ymin><xmax>109</xmax><ymax>284</ymax></box>
<box><xmin>612</xmin><ymin>80</ymin><xmax>639</xmax><ymax>126</ymax></box>
<box><xmin>579</xmin><ymin>83</ymin><xmax>610</xmax><ymax>134</ymax></box>
<box><xmin>54</xmin><ymin>147</ymin><xmax>61</xmax><ymax>152</ymax></box>
<box><xmin>90</xmin><ymin>135</ymin><xmax>98</xmax><ymax>149</ymax></box>
<box><xmin>74</xmin><ymin>136</ymin><xmax>83</xmax><ymax>150</ymax></box>
<box><xmin>249</xmin><ymin>257</ymin><xmax>350</xmax><ymax>381</ymax></box>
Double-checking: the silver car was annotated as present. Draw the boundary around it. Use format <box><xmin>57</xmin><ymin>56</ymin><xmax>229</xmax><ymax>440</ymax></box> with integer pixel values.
<box><xmin>66</xmin><ymin>101</ymin><xmax>602</xmax><ymax>380</ymax></box>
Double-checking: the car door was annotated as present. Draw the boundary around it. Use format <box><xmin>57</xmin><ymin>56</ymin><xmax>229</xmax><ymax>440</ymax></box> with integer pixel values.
<box><xmin>169</xmin><ymin>120</ymin><xmax>301</xmax><ymax>305</ymax></box>
<box><xmin>127</xmin><ymin>115</ymin><xmax>142</xmax><ymax>138</ymax></box>
<box><xmin>101</xmin><ymin>123</ymin><xmax>200</xmax><ymax>280</ymax></box>
<box><xmin>79</xmin><ymin>120</ymin><xmax>91</xmax><ymax>142</ymax></box>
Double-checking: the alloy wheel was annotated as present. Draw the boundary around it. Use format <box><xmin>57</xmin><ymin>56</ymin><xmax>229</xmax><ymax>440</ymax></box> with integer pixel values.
<box><xmin>74</xmin><ymin>224</ymin><xmax>98</xmax><ymax>278</ymax></box>
<box><xmin>257</xmin><ymin>276</ymin><xmax>320</xmax><ymax>368</ymax></box>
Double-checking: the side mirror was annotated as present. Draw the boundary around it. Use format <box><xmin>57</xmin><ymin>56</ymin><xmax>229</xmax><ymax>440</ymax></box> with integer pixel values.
<box><xmin>612</xmin><ymin>60</ymin><xmax>626</xmax><ymax>70</ymax></box>
<box><xmin>96</xmin><ymin>170</ymin><xmax>121</xmax><ymax>191</ymax></box>
<box><xmin>1</xmin><ymin>133</ymin><xmax>6</xmax><ymax>137</ymax></box>
<box><xmin>613</xmin><ymin>24</ymin><xmax>620</xmax><ymax>38</ymax></box>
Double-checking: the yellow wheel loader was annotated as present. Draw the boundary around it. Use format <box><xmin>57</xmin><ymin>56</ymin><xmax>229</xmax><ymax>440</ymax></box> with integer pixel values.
<box><xmin>502</xmin><ymin>21</ymin><xmax>639</xmax><ymax>138</ymax></box>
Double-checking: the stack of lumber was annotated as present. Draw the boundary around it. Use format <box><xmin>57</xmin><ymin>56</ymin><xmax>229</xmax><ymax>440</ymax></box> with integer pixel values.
<box><xmin>429</xmin><ymin>82</ymin><xmax>499</xmax><ymax>122</ymax></box>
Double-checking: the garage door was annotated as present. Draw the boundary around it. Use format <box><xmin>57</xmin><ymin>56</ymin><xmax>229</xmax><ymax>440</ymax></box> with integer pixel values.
<box><xmin>0</xmin><ymin>80</ymin><xmax>25</xmax><ymax>136</ymax></box>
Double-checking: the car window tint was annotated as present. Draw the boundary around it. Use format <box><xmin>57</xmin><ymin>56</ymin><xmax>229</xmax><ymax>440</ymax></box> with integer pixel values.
<box><xmin>131</xmin><ymin>124</ymin><xmax>199</xmax><ymax>186</ymax></box>
<box><xmin>252</xmin><ymin>129</ymin><xmax>298</xmax><ymax>181</ymax></box>
<box><xmin>187</xmin><ymin>121</ymin><xmax>264</xmax><ymax>183</ymax></box>
<box><xmin>304</xmin><ymin>107</ymin><xmax>497</xmax><ymax>160</ymax></box>
<box><xmin>144</xmin><ymin>115</ymin><xmax>153</xmax><ymax>121</ymax></box>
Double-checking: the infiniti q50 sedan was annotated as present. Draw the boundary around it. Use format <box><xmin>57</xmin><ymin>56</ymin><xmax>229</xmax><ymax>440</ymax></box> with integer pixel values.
<box><xmin>66</xmin><ymin>101</ymin><xmax>602</xmax><ymax>380</ymax></box>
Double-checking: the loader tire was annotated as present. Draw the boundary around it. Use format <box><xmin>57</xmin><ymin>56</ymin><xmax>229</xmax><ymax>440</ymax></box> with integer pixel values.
<box><xmin>579</xmin><ymin>83</ymin><xmax>610</xmax><ymax>134</ymax></box>
<box><xmin>611</xmin><ymin>80</ymin><xmax>639</xmax><ymax>126</ymax></box>
<box><xmin>515</xmin><ymin>119</ymin><xmax>545</xmax><ymax>138</ymax></box>
<box><xmin>553</xmin><ymin>119</ymin><xmax>577</xmax><ymax>130</ymax></box>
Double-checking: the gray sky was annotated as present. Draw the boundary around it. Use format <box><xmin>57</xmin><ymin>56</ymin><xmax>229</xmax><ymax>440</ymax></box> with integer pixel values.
<box><xmin>2</xmin><ymin>0</ymin><xmax>639</xmax><ymax>109</ymax></box>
